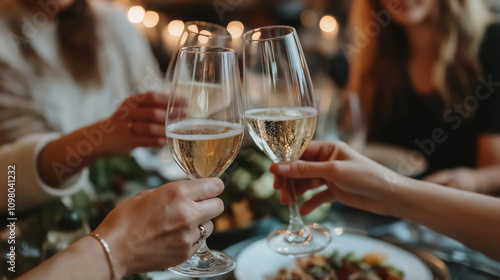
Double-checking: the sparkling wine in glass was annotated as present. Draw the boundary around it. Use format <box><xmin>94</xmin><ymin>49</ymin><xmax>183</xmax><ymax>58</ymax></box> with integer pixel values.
<box><xmin>243</xmin><ymin>26</ymin><xmax>332</xmax><ymax>255</ymax></box>
<box><xmin>165</xmin><ymin>46</ymin><xmax>243</xmax><ymax>277</ymax></box>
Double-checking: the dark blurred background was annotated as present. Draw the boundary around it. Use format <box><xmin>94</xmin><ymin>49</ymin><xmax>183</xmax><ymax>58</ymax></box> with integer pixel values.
<box><xmin>119</xmin><ymin>0</ymin><xmax>352</xmax><ymax>81</ymax></box>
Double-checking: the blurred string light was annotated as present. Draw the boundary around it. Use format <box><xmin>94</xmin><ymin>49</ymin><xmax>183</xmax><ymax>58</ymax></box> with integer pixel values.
<box><xmin>187</xmin><ymin>24</ymin><xmax>199</xmax><ymax>33</ymax></box>
<box><xmin>300</xmin><ymin>10</ymin><xmax>318</xmax><ymax>27</ymax></box>
<box><xmin>251</xmin><ymin>31</ymin><xmax>261</xmax><ymax>40</ymax></box>
<box><xmin>143</xmin><ymin>11</ymin><xmax>159</xmax><ymax>28</ymax></box>
<box><xmin>319</xmin><ymin>15</ymin><xmax>338</xmax><ymax>33</ymax></box>
<box><xmin>127</xmin><ymin>6</ymin><xmax>145</xmax><ymax>23</ymax></box>
<box><xmin>226</xmin><ymin>21</ymin><xmax>244</xmax><ymax>39</ymax></box>
<box><xmin>168</xmin><ymin>20</ymin><xmax>185</xmax><ymax>36</ymax></box>
<box><xmin>179</xmin><ymin>31</ymin><xmax>189</xmax><ymax>45</ymax></box>
<box><xmin>198</xmin><ymin>30</ymin><xmax>212</xmax><ymax>44</ymax></box>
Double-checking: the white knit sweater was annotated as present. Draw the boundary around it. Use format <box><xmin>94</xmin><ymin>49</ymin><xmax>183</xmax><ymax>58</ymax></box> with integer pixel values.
<box><xmin>0</xmin><ymin>0</ymin><xmax>162</xmax><ymax>212</ymax></box>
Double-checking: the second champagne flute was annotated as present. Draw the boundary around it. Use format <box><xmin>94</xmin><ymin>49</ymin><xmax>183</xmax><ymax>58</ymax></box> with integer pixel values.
<box><xmin>243</xmin><ymin>26</ymin><xmax>332</xmax><ymax>255</ymax></box>
<box><xmin>164</xmin><ymin>21</ymin><xmax>232</xmax><ymax>88</ymax></box>
<box><xmin>165</xmin><ymin>46</ymin><xmax>244</xmax><ymax>277</ymax></box>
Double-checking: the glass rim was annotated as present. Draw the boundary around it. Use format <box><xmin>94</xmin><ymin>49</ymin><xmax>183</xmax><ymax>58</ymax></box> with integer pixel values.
<box><xmin>184</xmin><ymin>21</ymin><xmax>231</xmax><ymax>39</ymax></box>
<box><xmin>179</xmin><ymin>46</ymin><xmax>237</xmax><ymax>54</ymax></box>
<box><xmin>242</xmin><ymin>25</ymin><xmax>296</xmax><ymax>42</ymax></box>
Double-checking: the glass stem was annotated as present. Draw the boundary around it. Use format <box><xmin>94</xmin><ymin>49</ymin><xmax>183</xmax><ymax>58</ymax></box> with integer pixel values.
<box><xmin>188</xmin><ymin>239</ymin><xmax>213</xmax><ymax>269</ymax></box>
<box><xmin>197</xmin><ymin>240</ymin><xmax>209</xmax><ymax>254</ymax></box>
<box><xmin>282</xmin><ymin>174</ymin><xmax>311</xmax><ymax>243</ymax></box>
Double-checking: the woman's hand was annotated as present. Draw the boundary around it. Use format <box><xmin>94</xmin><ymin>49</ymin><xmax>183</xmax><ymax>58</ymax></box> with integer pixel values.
<box><xmin>270</xmin><ymin>141</ymin><xmax>408</xmax><ymax>217</ymax></box>
<box><xmin>17</xmin><ymin>178</ymin><xmax>225</xmax><ymax>279</ymax></box>
<box><xmin>423</xmin><ymin>168</ymin><xmax>484</xmax><ymax>193</ymax></box>
<box><xmin>102</xmin><ymin>91</ymin><xmax>187</xmax><ymax>155</ymax></box>
<box><xmin>93</xmin><ymin>178</ymin><xmax>224</xmax><ymax>277</ymax></box>
<box><xmin>37</xmin><ymin>91</ymin><xmax>187</xmax><ymax>187</ymax></box>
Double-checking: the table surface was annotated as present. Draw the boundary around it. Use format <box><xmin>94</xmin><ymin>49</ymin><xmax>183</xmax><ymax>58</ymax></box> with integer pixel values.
<box><xmin>146</xmin><ymin>204</ymin><xmax>500</xmax><ymax>280</ymax></box>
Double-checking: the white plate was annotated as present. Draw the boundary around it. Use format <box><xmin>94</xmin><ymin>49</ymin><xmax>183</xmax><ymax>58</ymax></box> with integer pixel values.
<box><xmin>234</xmin><ymin>233</ymin><xmax>433</xmax><ymax>280</ymax></box>
<box><xmin>362</xmin><ymin>143</ymin><xmax>428</xmax><ymax>177</ymax></box>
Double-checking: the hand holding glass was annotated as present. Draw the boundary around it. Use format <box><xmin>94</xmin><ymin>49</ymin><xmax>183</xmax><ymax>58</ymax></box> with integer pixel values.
<box><xmin>243</xmin><ymin>26</ymin><xmax>331</xmax><ymax>255</ymax></box>
<box><xmin>165</xmin><ymin>46</ymin><xmax>243</xmax><ymax>277</ymax></box>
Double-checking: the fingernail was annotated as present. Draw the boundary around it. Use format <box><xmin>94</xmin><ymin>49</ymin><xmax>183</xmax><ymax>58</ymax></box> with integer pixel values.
<box><xmin>277</xmin><ymin>164</ymin><xmax>291</xmax><ymax>172</ymax></box>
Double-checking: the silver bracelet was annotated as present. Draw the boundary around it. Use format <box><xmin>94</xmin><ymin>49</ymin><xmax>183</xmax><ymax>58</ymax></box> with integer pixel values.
<box><xmin>89</xmin><ymin>232</ymin><xmax>117</xmax><ymax>280</ymax></box>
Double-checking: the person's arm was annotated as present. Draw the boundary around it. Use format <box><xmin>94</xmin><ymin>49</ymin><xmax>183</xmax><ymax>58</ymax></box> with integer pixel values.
<box><xmin>423</xmin><ymin>135</ymin><xmax>500</xmax><ymax>194</ymax></box>
<box><xmin>271</xmin><ymin>141</ymin><xmax>500</xmax><ymax>261</ymax></box>
<box><xmin>0</xmin><ymin>133</ymin><xmax>89</xmax><ymax>212</ymax></box>
<box><xmin>0</xmin><ymin>92</ymin><xmax>185</xmax><ymax>213</ymax></box>
<box><xmin>18</xmin><ymin>236</ymin><xmax>111</xmax><ymax>280</ymax></box>
<box><xmin>18</xmin><ymin>178</ymin><xmax>224</xmax><ymax>279</ymax></box>
<box><xmin>476</xmin><ymin>134</ymin><xmax>500</xmax><ymax>193</ymax></box>
<box><xmin>423</xmin><ymin>24</ymin><xmax>500</xmax><ymax>194</ymax></box>
<box><xmin>397</xmin><ymin>177</ymin><xmax>500</xmax><ymax>260</ymax></box>
<box><xmin>0</xmin><ymin>60</ymin><xmax>89</xmax><ymax>211</ymax></box>
<box><xmin>37</xmin><ymin>92</ymin><xmax>186</xmax><ymax>187</ymax></box>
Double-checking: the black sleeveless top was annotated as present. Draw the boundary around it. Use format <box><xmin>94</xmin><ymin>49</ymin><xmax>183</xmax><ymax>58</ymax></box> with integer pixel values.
<box><xmin>367</xmin><ymin>23</ymin><xmax>500</xmax><ymax>176</ymax></box>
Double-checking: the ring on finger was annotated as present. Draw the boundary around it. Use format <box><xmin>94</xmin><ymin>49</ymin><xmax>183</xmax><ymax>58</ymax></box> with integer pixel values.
<box><xmin>193</xmin><ymin>224</ymin><xmax>207</xmax><ymax>246</ymax></box>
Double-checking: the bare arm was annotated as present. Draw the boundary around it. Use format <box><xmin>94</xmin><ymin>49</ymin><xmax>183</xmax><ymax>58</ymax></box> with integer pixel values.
<box><xmin>18</xmin><ymin>178</ymin><xmax>224</xmax><ymax>279</ymax></box>
<box><xmin>37</xmin><ymin>92</ymin><xmax>186</xmax><ymax>187</ymax></box>
<box><xmin>18</xmin><ymin>236</ymin><xmax>111</xmax><ymax>280</ymax></box>
<box><xmin>398</xmin><ymin>177</ymin><xmax>500</xmax><ymax>259</ymax></box>
<box><xmin>271</xmin><ymin>141</ymin><xmax>500</xmax><ymax>261</ymax></box>
<box><xmin>0</xmin><ymin>92</ymin><xmax>183</xmax><ymax>213</ymax></box>
<box><xmin>474</xmin><ymin>134</ymin><xmax>500</xmax><ymax>193</ymax></box>
<box><xmin>423</xmin><ymin>134</ymin><xmax>500</xmax><ymax>194</ymax></box>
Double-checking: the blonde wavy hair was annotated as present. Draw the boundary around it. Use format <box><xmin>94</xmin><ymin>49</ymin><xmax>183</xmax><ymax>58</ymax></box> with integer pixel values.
<box><xmin>347</xmin><ymin>0</ymin><xmax>493</xmax><ymax>124</ymax></box>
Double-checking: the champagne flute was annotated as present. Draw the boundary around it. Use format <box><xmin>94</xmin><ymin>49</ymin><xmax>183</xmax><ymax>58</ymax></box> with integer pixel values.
<box><xmin>160</xmin><ymin>22</ymin><xmax>232</xmax><ymax>163</ymax></box>
<box><xmin>243</xmin><ymin>26</ymin><xmax>331</xmax><ymax>255</ymax></box>
<box><xmin>165</xmin><ymin>46</ymin><xmax>243</xmax><ymax>277</ymax></box>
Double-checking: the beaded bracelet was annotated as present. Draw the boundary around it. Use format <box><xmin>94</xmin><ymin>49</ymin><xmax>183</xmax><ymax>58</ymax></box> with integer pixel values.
<box><xmin>89</xmin><ymin>232</ymin><xmax>116</xmax><ymax>280</ymax></box>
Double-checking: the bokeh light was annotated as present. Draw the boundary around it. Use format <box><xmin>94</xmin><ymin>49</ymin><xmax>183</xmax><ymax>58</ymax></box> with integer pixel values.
<box><xmin>143</xmin><ymin>11</ymin><xmax>159</xmax><ymax>28</ymax></box>
<box><xmin>179</xmin><ymin>31</ymin><xmax>188</xmax><ymax>45</ymax></box>
<box><xmin>319</xmin><ymin>15</ymin><xmax>338</xmax><ymax>33</ymax></box>
<box><xmin>251</xmin><ymin>31</ymin><xmax>261</xmax><ymax>40</ymax></box>
<box><xmin>198</xmin><ymin>30</ymin><xmax>212</xmax><ymax>44</ymax></box>
<box><xmin>227</xmin><ymin>21</ymin><xmax>244</xmax><ymax>39</ymax></box>
<box><xmin>187</xmin><ymin>24</ymin><xmax>199</xmax><ymax>34</ymax></box>
<box><xmin>168</xmin><ymin>20</ymin><xmax>185</xmax><ymax>36</ymax></box>
<box><xmin>127</xmin><ymin>6</ymin><xmax>145</xmax><ymax>24</ymax></box>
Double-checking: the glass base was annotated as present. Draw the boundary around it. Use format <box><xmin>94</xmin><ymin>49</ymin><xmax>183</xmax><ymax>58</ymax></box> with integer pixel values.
<box><xmin>168</xmin><ymin>250</ymin><xmax>235</xmax><ymax>278</ymax></box>
<box><xmin>267</xmin><ymin>223</ymin><xmax>332</xmax><ymax>256</ymax></box>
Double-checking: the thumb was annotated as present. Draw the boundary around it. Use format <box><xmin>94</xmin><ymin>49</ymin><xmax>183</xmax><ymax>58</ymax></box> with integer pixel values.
<box><xmin>270</xmin><ymin>160</ymin><xmax>335</xmax><ymax>179</ymax></box>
